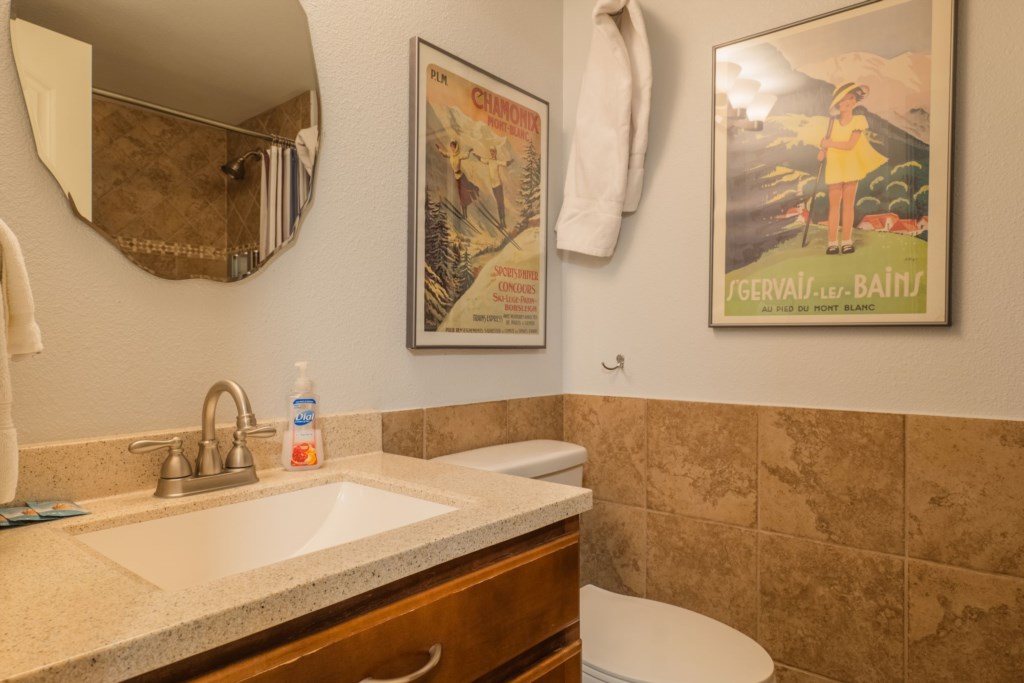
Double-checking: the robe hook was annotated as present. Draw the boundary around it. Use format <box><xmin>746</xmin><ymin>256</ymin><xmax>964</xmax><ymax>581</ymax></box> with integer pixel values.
<box><xmin>602</xmin><ymin>354</ymin><xmax>625</xmax><ymax>371</ymax></box>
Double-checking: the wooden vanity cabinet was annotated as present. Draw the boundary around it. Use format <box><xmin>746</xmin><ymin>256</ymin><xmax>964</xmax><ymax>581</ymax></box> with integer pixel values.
<box><xmin>135</xmin><ymin>518</ymin><xmax>581</xmax><ymax>683</ymax></box>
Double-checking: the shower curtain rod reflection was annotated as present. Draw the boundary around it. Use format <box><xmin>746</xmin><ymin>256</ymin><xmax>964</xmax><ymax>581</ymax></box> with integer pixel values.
<box><xmin>93</xmin><ymin>88</ymin><xmax>296</xmax><ymax>146</ymax></box>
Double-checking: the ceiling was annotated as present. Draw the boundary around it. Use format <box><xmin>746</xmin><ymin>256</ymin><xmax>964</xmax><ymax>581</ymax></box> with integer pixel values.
<box><xmin>12</xmin><ymin>0</ymin><xmax>318</xmax><ymax>124</ymax></box>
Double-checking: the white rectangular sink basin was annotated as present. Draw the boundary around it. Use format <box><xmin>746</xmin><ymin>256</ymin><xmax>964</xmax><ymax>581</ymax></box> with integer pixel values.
<box><xmin>76</xmin><ymin>482</ymin><xmax>457</xmax><ymax>591</ymax></box>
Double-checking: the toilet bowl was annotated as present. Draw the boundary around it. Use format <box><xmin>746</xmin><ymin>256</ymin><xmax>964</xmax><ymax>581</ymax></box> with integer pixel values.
<box><xmin>435</xmin><ymin>440</ymin><xmax>775</xmax><ymax>683</ymax></box>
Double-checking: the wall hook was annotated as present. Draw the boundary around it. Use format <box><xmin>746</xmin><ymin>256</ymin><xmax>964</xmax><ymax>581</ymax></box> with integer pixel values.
<box><xmin>601</xmin><ymin>354</ymin><xmax>625</xmax><ymax>371</ymax></box>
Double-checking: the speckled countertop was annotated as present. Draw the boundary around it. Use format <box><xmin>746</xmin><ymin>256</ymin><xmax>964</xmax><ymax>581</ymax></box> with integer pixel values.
<box><xmin>0</xmin><ymin>453</ymin><xmax>591</xmax><ymax>682</ymax></box>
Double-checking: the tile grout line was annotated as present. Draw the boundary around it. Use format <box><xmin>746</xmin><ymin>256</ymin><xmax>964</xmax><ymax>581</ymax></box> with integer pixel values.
<box><xmin>420</xmin><ymin>408</ymin><xmax>427</xmax><ymax>459</ymax></box>
<box><xmin>755</xmin><ymin>406</ymin><xmax>762</xmax><ymax>645</ymax></box>
<box><xmin>778</xmin><ymin>663</ymin><xmax>844</xmax><ymax>683</ymax></box>
<box><xmin>757</xmin><ymin>528</ymin><xmax>907</xmax><ymax>563</ymax></box>
<box><xmin>645</xmin><ymin>508</ymin><xmax>758</xmax><ymax>536</ymax></box>
<box><xmin>909</xmin><ymin>555</ymin><xmax>1024</xmax><ymax>582</ymax></box>
<box><xmin>761</xmin><ymin>521</ymin><xmax>1024</xmax><ymax>582</ymax></box>
<box><xmin>643</xmin><ymin>397</ymin><xmax>650</xmax><ymax>599</ymax></box>
<box><xmin>903</xmin><ymin>412</ymin><xmax>909</xmax><ymax>683</ymax></box>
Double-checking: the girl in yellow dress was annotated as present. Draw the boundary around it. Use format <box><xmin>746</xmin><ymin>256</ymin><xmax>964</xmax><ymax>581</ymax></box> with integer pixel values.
<box><xmin>818</xmin><ymin>82</ymin><xmax>888</xmax><ymax>255</ymax></box>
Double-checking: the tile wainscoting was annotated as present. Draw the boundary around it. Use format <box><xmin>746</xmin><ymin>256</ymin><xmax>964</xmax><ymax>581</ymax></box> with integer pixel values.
<box><xmin>13</xmin><ymin>393</ymin><xmax>1019</xmax><ymax>681</ymax></box>
<box><xmin>385</xmin><ymin>395</ymin><xmax>1024</xmax><ymax>683</ymax></box>
<box><xmin>382</xmin><ymin>395</ymin><xmax>564</xmax><ymax>459</ymax></box>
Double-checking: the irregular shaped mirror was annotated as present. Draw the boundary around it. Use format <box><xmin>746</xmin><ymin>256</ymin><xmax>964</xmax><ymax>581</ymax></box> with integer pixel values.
<box><xmin>9</xmin><ymin>0</ymin><xmax>320</xmax><ymax>281</ymax></box>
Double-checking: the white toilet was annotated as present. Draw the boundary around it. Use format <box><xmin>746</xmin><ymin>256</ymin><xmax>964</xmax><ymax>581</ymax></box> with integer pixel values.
<box><xmin>435</xmin><ymin>439</ymin><xmax>775</xmax><ymax>683</ymax></box>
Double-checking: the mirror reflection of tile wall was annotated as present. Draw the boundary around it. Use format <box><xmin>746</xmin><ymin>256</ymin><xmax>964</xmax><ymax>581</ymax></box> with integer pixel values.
<box><xmin>91</xmin><ymin>92</ymin><xmax>311</xmax><ymax>281</ymax></box>
<box><xmin>92</xmin><ymin>97</ymin><xmax>228</xmax><ymax>279</ymax></box>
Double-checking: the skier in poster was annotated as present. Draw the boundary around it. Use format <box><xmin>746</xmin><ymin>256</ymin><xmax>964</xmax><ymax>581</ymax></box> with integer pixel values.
<box><xmin>435</xmin><ymin>139</ymin><xmax>480</xmax><ymax>218</ymax></box>
<box><xmin>818</xmin><ymin>82</ymin><xmax>888</xmax><ymax>255</ymax></box>
<box><xmin>471</xmin><ymin>147</ymin><xmax>513</xmax><ymax>229</ymax></box>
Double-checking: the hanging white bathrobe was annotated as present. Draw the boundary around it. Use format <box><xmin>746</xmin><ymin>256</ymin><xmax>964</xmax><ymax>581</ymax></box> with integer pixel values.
<box><xmin>556</xmin><ymin>0</ymin><xmax>652</xmax><ymax>258</ymax></box>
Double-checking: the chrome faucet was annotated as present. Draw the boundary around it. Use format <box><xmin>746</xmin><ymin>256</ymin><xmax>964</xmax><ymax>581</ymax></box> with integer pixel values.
<box><xmin>129</xmin><ymin>380</ymin><xmax>276</xmax><ymax>498</ymax></box>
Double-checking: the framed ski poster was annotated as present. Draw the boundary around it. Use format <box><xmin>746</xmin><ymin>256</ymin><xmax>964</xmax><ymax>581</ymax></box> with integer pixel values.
<box><xmin>408</xmin><ymin>38</ymin><xmax>548</xmax><ymax>348</ymax></box>
<box><xmin>709</xmin><ymin>0</ymin><xmax>956</xmax><ymax>326</ymax></box>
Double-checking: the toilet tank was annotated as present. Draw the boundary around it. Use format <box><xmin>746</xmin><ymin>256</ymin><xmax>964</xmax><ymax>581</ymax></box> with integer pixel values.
<box><xmin>433</xmin><ymin>439</ymin><xmax>587</xmax><ymax>486</ymax></box>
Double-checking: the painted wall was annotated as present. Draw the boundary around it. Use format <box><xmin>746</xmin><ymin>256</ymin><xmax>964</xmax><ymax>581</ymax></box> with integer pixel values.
<box><xmin>561</xmin><ymin>0</ymin><xmax>1024</xmax><ymax>421</ymax></box>
<box><xmin>0</xmin><ymin>0</ymin><xmax>564</xmax><ymax>443</ymax></box>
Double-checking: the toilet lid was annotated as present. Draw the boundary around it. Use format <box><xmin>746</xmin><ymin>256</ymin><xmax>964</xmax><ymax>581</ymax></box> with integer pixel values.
<box><xmin>432</xmin><ymin>440</ymin><xmax>586</xmax><ymax>479</ymax></box>
<box><xmin>580</xmin><ymin>585</ymin><xmax>775</xmax><ymax>683</ymax></box>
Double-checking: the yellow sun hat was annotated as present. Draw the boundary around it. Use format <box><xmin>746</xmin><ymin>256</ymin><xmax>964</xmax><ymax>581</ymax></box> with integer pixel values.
<box><xmin>830</xmin><ymin>82</ymin><xmax>870</xmax><ymax>110</ymax></box>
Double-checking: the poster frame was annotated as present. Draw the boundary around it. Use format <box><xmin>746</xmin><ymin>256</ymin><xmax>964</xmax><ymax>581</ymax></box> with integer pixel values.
<box><xmin>407</xmin><ymin>38</ymin><xmax>549</xmax><ymax>348</ymax></box>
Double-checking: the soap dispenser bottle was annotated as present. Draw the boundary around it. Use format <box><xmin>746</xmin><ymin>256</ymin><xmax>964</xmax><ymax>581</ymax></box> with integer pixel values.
<box><xmin>281</xmin><ymin>361</ymin><xmax>324</xmax><ymax>470</ymax></box>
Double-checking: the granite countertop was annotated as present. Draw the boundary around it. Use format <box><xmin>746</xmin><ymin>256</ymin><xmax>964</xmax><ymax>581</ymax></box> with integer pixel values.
<box><xmin>0</xmin><ymin>453</ymin><xmax>591</xmax><ymax>682</ymax></box>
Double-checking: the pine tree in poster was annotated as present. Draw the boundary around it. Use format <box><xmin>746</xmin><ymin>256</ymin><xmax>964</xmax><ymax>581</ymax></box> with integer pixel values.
<box><xmin>514</xmin><ymin>140</ymin><xmax>542</xmax><ymax>233</ymax></box>
<box><xmin>423</xmin><ymin>193</ymin><xmax>467</xmax><ymax>330</ymax></box>
<box><xmin>455</xmin><ymin>238</ymin><xmax>473</xmax><ymax>300</ymax></box>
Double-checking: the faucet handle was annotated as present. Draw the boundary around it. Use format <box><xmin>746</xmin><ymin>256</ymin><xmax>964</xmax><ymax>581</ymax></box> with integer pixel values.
<box><xmin>244</xmin><ymin>425</ymin><xmax>277</xmax><ymax>439</ymax></box>
<box><xmin>129</xmin><ymin>437</ymin><xmax>193</xmax><ymax>479</ymax></box>
<box><xmin>224</xmin><ymin>424</ymin><xmax>277</xmax><ymax>470</ymax></box>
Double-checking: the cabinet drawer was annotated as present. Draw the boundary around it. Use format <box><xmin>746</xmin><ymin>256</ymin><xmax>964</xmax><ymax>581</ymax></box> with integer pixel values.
<box><xmin>205</xmin><ymin>532</ymin><xmax>579</xmax><ymax>682</ymax></box>
<box><xmin>508</xmin><ymin>641</ymin><xmax>582</xmax><ymax>683</ymax></box>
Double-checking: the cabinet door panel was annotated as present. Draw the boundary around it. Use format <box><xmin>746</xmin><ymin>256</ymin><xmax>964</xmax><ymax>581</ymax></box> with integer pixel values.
<box><xmin>205</xmin><ymin>533</ymin><xmax>579</xmax><ymax>683</ymax></box>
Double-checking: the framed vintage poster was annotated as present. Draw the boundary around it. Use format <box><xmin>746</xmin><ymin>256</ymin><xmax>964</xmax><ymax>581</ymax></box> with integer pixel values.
<box><xmin>407</xmin><ymin>39</ymin><xmax>548</xmax><ymax>348</ymax></box>
<box><xmin>709</xmin><ymin>0</ymin><xmax>956</xmax><ymax>326</ymax></box>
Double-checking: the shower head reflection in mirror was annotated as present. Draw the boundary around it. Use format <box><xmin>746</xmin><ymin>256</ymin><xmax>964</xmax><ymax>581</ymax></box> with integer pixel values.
<box><xmin>222</xmin><ymin>150</ymin><xmax>266</xmax><ymax>181</ymax></box>
<box><xmin>8</xmin><ymin>0</ymin><xmax>321</xmax><ymax>282</ymax></box>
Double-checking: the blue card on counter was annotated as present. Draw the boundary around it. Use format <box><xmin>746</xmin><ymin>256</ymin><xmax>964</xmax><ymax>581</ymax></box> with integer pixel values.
<box><xmin>0</xmin><ymin>506</ymin><xmax>47</xmax><ymax>525</ymax></box>
<box><xmin>27</xmin><ymin>501</ymin><xmax>89</xmax><ymax>518</ymax></box>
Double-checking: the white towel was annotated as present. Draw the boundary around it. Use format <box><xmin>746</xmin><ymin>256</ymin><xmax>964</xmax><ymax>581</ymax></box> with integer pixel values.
<box><xmin>0</xmin><ymin>219</ymin><xmax>43</xmax><ymax>504</ymax></box>
<box><xmin>295</xmin><ymin>126</ymin><xmax>318</xmax><ymax>176</ymax></box>
<box><xmin>556</xmin><ymin>0</ymin><xmax>652</xmax><ymax>258</ymax></box>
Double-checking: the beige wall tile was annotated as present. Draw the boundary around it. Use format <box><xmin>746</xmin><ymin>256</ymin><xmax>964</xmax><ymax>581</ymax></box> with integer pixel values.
<box><xmin>774</xmin><ymin>665</ymin><xmax>842</xmax><ymax>683</ymax></box>
<box><xmin>382</xmin><ymin>409</ymin><xmax>424</xmax><ymax>458</ymax></box>
<box><xmin>907</xmin><ymin>415</ymin><xmax>1024</xmax><ymax>578</ymax></box>
<box><xmin>564</xmin><ymin>395</ymin><xmax>646</xmax><ymax>507</ymax></box>
<box><xmin>759</xmin><ymin>407</ymin><xmax>904</xmax><ymax>554</ymax></box>
<box><xmin>647</xmin><ymin>512</ymin><xmax>758</xmax><ymax>637</ymax></box>
<box><xmin>508</xmin><ymin>395</ymin><xmax>564</xmax><ymax>442</ymax></box>
<box><xmin>424</xmin><ymin>401</ymin><xmax>507</xmax><ymax>458</ymax></box>
<box><xmin>760</xmin><ymin>534</ymin><xmax>904</xmax><ymax>683</ymax></box>
<box><xmin>908</xmin><ymin>561</ymin><xmax>1024</xmax><ymax>683</ymax></box>
<box><xmin>319</xmin><ymin>412</ymin><xmax>383</xmax><ymax>458</ymax></box>
<box><xmin>647</xmin><ymin>400</ymin><xmax>757</xmax><ymax>527</ymax></box>
<box><xmin>580</xmin><ymin>499</ymin><xmax>646</xmax><ymax>597</ymax></box>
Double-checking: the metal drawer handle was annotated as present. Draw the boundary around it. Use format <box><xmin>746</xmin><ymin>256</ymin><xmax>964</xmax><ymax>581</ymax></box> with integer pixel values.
<box><xmin>360</xmin><ymin>643</ymin><xmax>442</xmax><ymax>683</ymax></box>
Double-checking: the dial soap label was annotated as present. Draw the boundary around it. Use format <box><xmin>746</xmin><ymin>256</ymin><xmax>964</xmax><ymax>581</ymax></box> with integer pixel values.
<box><xmin>290</xmin><ymin>398</ymin><xmax>318</xmax><ymax>467</ymax></box>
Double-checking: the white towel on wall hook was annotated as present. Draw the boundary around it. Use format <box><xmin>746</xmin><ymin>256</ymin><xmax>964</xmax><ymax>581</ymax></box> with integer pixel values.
<box><xmin>0</xmin><ymin>218</ymin><xmax>43</xmax><ymax>504</ymax></box>
<box><xmin>556</xmin><ymin>0</ymin><xmax>652</xmax><ymax>258</ymax></box>
<box><xmin>295</xmin><ymin>126</ymin><xmax>318</xmax><ymax>175</ymax></box>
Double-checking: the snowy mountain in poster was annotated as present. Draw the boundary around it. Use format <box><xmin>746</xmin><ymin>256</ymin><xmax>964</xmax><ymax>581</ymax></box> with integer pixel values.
<box><xmin>797</xmin><ymin>51</ymin><xmax>932</xmax><ymax>143</ymax></box>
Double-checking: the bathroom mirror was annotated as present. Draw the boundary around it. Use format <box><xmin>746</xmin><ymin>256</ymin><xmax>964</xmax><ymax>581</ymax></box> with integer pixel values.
<box><xmin>9</xmin><ymin>0</ymin><xmax>320</xmax><ymax>282</ymax></box>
